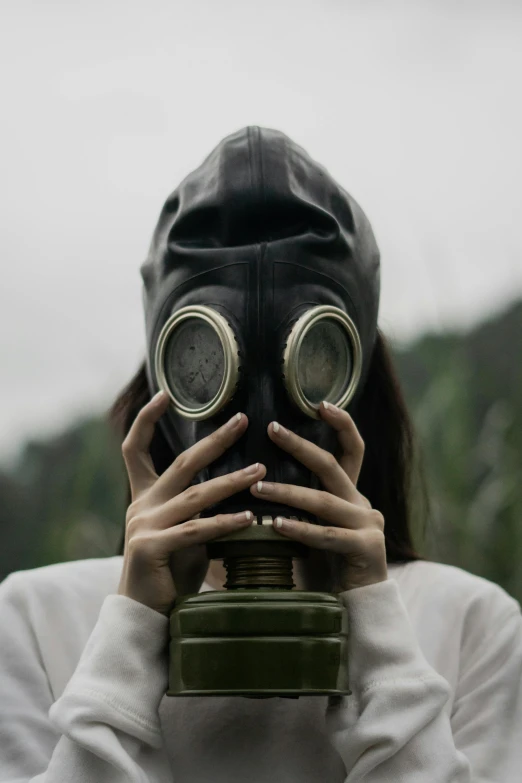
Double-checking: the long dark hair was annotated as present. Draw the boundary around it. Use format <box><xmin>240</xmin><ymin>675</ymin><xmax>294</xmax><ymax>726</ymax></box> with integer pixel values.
<box><xmin>108</xmin><ymin>328</ymin><xmax>430</xmax><ymax>563</ymax></box>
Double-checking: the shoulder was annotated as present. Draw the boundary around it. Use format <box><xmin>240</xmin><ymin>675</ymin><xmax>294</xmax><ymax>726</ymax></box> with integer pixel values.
<box><xmin>412</xmin><ymin>560</ymin><xmax>520</xmax><ymax>614</ymax></box>
<box><xmin>0</xmin><ymin>556</ymin><xmax>123</xmax><ymax>616</ymax></box>
<box><xmin>390</xmin><ymin>559</ymin><xmax>521</xmax><ymax>656</ymax></box>
<box><xmin>390</xmin><ymin>560</ymin><xmax>520</xmax><ymax>612</ymax></box>
<box><xmin>0</xmin><ymin>557</ymin><xmax>125</xmax><ymax>698</ymax></box>
<box><xmin>387</xmin><ymin>560</ymin><xmax>522</xmax><ymax>692</ymax></box>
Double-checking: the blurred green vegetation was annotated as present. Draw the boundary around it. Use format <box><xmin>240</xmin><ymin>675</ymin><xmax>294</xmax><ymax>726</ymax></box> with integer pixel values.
<box><xmin>1</xmin><ymin>299</ymin><xmax>522</xmax><ymax>603</ymax></box>
<box><xmin>395</xmin><ymin>299</ymin><xmax>522</xmax><ymax>602</ymax></box>
<box><xmin>0</xmin><ymin>417</ymin><xmax>127</xmax><ymax>577</ymax></box>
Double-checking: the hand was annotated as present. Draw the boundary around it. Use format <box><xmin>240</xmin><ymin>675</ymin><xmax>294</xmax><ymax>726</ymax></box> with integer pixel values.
<box><xmin>118</xmin><ymin>392</ymin><xmax>266</xmax><ymax>615</ymax></box>
<box><xmin>249</xmin><ymin>400</ymin><xmax>388</xmax><ymax>594</ymax></box>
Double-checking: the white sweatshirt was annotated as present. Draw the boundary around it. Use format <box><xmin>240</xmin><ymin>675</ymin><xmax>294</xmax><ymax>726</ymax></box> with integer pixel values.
<box><xmin>0</xmin><ymin>556</ymin><xmax>521</xmax><ymax>782</ymax></box>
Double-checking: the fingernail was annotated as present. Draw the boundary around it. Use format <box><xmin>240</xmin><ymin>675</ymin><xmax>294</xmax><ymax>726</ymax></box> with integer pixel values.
<box><xmin>226</xmin><ymin>412</ymin><xmax>242</xmax><ymax>429</ymax></box>
<box><xmin>272</xmin><ymin>421</ymin><xmax>289</xmax><ymax>436</ymax></box>
<box><xmin>151</xmin><ymin>390</ymin><xmax>167</xmax><ymax>404</ymax></box>
<box><xmin>256</xmin><ymin>481</ymin><xmax>272</xmax><ymax>493</ymax></box>
<box><xmin>243</xmin><ymin>462</ymin><xmax>260</xmax><ymax>475</ymax></box>
<box><xmin>234</xmin><ymin>511</ymin><xmax>253</xmax><ymax>523</ymax></box>
<box><xmin>273</xmin><ymin>516</ymin><xmax>284</xmax><ymax>528</ymax></box>
<box><xmin>322</xmin><ymin>400</ymin><xmax>339</xmax><ymax>413</ymax></box>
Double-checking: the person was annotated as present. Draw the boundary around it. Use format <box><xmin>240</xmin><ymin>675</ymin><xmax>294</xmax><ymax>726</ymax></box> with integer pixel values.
<box><xmin>1</xmin><ymin>127</ymin><xmax>521</xmax><ymax>783</ymax></box>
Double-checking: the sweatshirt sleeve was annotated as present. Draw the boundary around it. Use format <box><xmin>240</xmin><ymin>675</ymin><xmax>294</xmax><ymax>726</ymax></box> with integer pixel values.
<box><xmin>324</xmin><ymin>577</ymin><xmax>522</xmax><ymax>782</ymax></box>
<box><xmin>0</xmin><ymin>572</ymin><xmax>172</xmax><ymax>782</ymax></box>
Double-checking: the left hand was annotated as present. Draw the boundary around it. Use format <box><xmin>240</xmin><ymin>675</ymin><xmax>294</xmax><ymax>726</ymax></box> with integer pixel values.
<box><xmin>249</xmin><ymin>400</ymin><xmax>388</xmax><ymax>594</ymax></box>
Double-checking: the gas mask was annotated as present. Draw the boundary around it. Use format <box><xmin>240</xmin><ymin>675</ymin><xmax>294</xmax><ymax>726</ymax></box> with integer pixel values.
<box><xmin>140</xmin><ymin>126</ymin><xmax>380</xmax><ymax>698</ymax></box>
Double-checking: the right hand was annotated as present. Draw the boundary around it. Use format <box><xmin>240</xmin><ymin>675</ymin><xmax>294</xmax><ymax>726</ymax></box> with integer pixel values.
<box><xmin>118</xmin><ymin>391</ymin><xmax>267</xmax><ymax>615</ymax></box>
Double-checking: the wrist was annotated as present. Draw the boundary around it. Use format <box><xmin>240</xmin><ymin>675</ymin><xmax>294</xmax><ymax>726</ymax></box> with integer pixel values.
<box><xmin>333</xmin><ymin>565</ymin><xmax>389</xmax><ymax>594</ymax></box>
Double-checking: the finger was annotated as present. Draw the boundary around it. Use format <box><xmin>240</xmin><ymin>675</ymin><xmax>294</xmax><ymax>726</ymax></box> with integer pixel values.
<box><xmin>250</xmin><ymin>481</ymin><xmax>366</xmax><ymax>529</ymax></box>
<box><xmin>270</xmin><ymin>516</ymin><xmax>361</xmax><ymax>554</ymax></box>
<box><xmin>121</xmin><ymin>391</ymin><xmax>171</xmax><ymax>500</ymax></box>
<box><xmin>268</xmin><ymin>420</ymin><xmax>356</xmax><ymax>502</ymax></box>
<box><xmin>318</xmin><ymin>401</ymin><xmax>365</xmax><ymax>486</ymax></box>
<box><xmin>150</xmin><ymin>411</ymin><xmax>249</xmax><ymax>503</ymax></box>
<box><xmin>150</xmin><ymin>462</ymin><xmax>266</xmax><ymax>529</ymax></box>
<box><xmin>144</xmin><ymin>510</ymin><xmax>255</xmax><ymax>555</ymax></box>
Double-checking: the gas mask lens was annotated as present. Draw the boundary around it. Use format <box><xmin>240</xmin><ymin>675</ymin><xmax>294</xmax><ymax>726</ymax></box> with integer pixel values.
<box><xmin>297</xmin><ymin>319</ymin><xmax>353</xmax><ymax>404</ymax></box>
<box><xmin>154</xmin><ymin>305</ymin><xmax>240</xmax><ymax>420</ymax></box>
<box><xmin>283</xmin><ymin>305</ymin><xmax>362</xmax><ymax>418</ymax></box>
<box><xmin>164</xmin><ymin>319</ymin><xmax>224</xmax><ymax>407</ymax></box>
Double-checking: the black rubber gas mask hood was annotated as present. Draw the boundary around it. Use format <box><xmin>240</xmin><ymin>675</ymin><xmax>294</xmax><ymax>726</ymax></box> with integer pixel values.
<box><xmin>140</xmin><ymin>126</ymin><xmax>380</xmax><ymax>526</ymax></box>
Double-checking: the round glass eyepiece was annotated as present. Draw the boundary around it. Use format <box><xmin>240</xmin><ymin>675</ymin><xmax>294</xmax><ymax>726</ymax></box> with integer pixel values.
<box><xmin>282</xmin><ymin>305</ymin><xmax>362</xmax><ymax>419</ymax></box>
<box><xmin>163</xmin><ymin>318</ymin><xmax>224</xmax><ymax>408</ymax></box>
<box><xmin>154</xmin><ymin>305</ymin><xmax>240</xmax><ymax>420</ymax></box>
<box><xmin>297</xmin><ymin>319</ymin><xmax>354</xmax><ymax>405</ymax></box>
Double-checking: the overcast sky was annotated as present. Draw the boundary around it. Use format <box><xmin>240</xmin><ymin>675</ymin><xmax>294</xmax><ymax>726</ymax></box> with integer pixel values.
<box><xmin>1</xmin><ymin>0</ymin><xmax>521</xmax><ymax>466</ymax></box>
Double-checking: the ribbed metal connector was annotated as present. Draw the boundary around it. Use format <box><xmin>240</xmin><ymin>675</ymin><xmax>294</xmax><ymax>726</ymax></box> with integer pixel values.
<box><xmin>223</xmin><ymin>556</ymin><xmax>295</xmax><ymax>589</ymax></box>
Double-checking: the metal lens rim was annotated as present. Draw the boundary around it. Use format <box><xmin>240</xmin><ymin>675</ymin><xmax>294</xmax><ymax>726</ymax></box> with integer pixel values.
<box><xmin>154</xmin><ymin>305</ymin><xmax>240</xmax><ymax>421</ymax></box>
<box><xmin>282</xmin><ymin>305</ymin><xmax>362</xmax><ymax>419</ymax></box>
